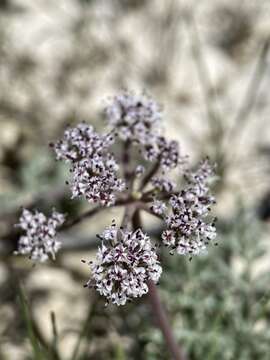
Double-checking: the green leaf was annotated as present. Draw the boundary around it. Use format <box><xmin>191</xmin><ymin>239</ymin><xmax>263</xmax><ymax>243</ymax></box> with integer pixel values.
<box><xmin>17</xmin><ymin>285</ymin><xmax>45</xmax><ymax>360</ymax></box>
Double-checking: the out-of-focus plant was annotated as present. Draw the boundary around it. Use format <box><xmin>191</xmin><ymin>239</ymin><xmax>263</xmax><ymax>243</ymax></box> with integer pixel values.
<box><xmin>137</xmin><ymin>209</ymin><xmax>270</xmax><ymax>360</ymax></box>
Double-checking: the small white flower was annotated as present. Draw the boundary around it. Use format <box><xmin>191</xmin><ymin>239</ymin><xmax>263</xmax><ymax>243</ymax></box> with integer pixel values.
<box><xmin>84</xmin><ymin>225</ymin><xmax>162</xmax><ymax>305</ymax></box>
<box><xmin>52</xmin><ymin>123</ymin><xmax>125</xmax><ymax>206</ymax></box>
<box><xmin>151</xmin><ymin>200</ymin><xmax>167</xmax><ymax>215</ymax></box>
<box><xmin>161</xmin><ymin>159</ymin><xmax>217</xmax><ymax>257</ymax></box>
<box><xmin>105</xmin><ymin>91</ymin><xmax>162</xmax><ymax>144</ymax></box>
<box><xmin>144</xmin><ymin>137</ymin><xmax>181</xmax><ymax>170</ymax></box>
<box><xmin>135</xmin><ymin>165</ymin><xmax>145</xmax><ymax>177</ymax></box>
<box><xmin>15</xmin><ymin>209</ymin><xmax>64</xmax><ymax>262</ymax></box>
<box><xmin>102</xmin><ymin>225</ymin><xmax>118</xmax><ymax>241</ymax></box>
<box><xmin>161</xmin><ymin>230</ymin><xmax>176</xmax><ymax>247</ymax></box>
<box><xmin>151</xmin><ymin>177</ymin><xmax>176</xmax><ymax>193</ymax></box>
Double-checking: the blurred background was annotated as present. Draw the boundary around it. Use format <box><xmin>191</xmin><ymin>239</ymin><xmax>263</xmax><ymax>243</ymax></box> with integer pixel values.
<box><xmin>1</xmin><ymin>0</ymin><xmax>270</xmax><ymax>359</ymax></box>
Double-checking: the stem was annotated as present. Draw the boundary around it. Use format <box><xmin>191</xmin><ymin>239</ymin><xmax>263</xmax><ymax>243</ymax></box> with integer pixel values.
<box><xmin>60</xmin><ymin>196</ymin><xmax>141</xmax><ymax>231</ymax></box>
<box><xmin>50</xmin><ymin>311</ymin><xmax>59</xmax><ymax>359</ymax></box>
<box><xmin>16</xmin><ymin>282</ymin><xmax>61</xmax><ymax>360</ymax></box>
<box><xmin>139</xmin><ymin>160</ymin><xmax>160</xmax><ymax>191</ymax></box>
<box><xmin>70</xmin><ymin>296</ymin><xmax>98</xmax><ymax>360</ymax></box>
<box><xmin>32</xmin><ymin>319</ymin><xmax>62</xmax><ymax>360</ymax></box>
<box><xmin>147</xmin><ymin>280</ymin><xmax>187</xmax><ymax>360</ymax></box>
<box><xmin>121</xmin><ymin>205</ymin><xmax>135</xmax><ymax>229</ymax></box>
<box><xmin>229</xmin><ymin>39</ymin><xmax>270</xmax><ymax>140</ymax></box>
<box><xmin>131</xmin><ymin>210</ymin><xmax>187</xmax><ymax>360</ymax></box>
<box><xmin>122</xmin><ymin>139</ymin><xmax>136</xmax><ymax>192</ymax></box>
<box><xmin>122</xmin><ymin>140</ymin><xmax>131</xmax><ymax>181</ymax></box>
<box><xmin>61</xmin><ymin>206</ymin><xmax>104</xmax><ymax>230</ymax></box>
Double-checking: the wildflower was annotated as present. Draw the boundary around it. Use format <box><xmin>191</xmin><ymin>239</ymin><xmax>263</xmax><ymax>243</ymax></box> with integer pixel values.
<box><xmin>144</xmin><ymin>136</ymin><xmax>180</xmax><ymax>170</ymax></box>
<box><xmin>151</xmin><ymin>177</ymin><xmax>176</xmax><ymax>193</ymax></box>
<box><xmin>151</xmin><ymin>200</ymin><xmax>167</xmax><ymax>215</ymax></box>
<box><xmin>84</xmin><ymin>225</ymin><xmax>162</xmax><ymax>305</ymax></box>
<box><xmin>155</xmin><ymin>159</ymin><xmax>217</xmax><ymax>257</ymax></box>
<box><xmin>52</xmin><ymin>123</ymin><xmax>125</xmax><ymax>206</ymax></box>
<box><xmin>15</xmin><ymin>209</ymin><xmax>65</xmax><ymax>262</ymax></box>
<box><xmin>105</xmin><ymin>91</ymin><xmax>162</xmax><ymax>144</ymax></box>
<box><xmin>135</xmin><ymin>165</ymin><xmax>145</xmax><ymax>177</ymax></box>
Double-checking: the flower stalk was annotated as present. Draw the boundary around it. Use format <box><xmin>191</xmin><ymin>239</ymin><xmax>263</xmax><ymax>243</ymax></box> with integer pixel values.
<box><xmin>132</xmin><ymin>209</ymin><xmax>187</xmax><ymax>360</ymax></box>
<box><xmin>147</xmin><ymin>280</ymin><xmax>187</xmax><ymax>360</ymax></box>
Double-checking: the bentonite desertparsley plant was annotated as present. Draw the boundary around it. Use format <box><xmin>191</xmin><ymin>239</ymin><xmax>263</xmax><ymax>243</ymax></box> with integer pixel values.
<box><xmin>14</xmin><ymin>90</ymin><xmax>217</xmax><ymax>360</ymax></box>
<box><xmin>15</xmin><ymin>209</ymin><xmax>65</xmax><ymax>262</ymax></box>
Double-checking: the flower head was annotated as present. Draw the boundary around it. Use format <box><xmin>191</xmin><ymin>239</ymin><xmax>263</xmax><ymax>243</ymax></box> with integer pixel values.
<box><xmin>151</xmin><ymin>176</ymin><xmax>176</xmax><ymax>194</ymax></box>
<box><xmin>52</xmin><ymin>123</ymin><xmax>125</xmax><ymax>206</ymax></box>
<box><xmin>152</xmin><ymin>159</ymin><xmax>217</xmax><ymax>257</ymax></box>
<box><xmin>105</xmin><ymin>91</ymin><xmax>162</xmax><ymax>144</ymax></box>
<box><xmin>84</xmin><ymin>224</ymin><xmax>162</xmax><ymax>305</ymax></box>
<box><xmin>15</xmin><ymin>209</ymin><xmax>65</xmax><ymax>262</ymax></box>
<box><xmin>135</xmin><ymin>165</ymin><xmax>145</xmax><ymax>178</ymax></box>
<box><xmin>151</xmin><ymin>200</ymin><xmax>167</xmax><ymax>215</ymax></box>
<box><xmin>144</xmin><ymin>136</ymin><xmax>181</xmax><ymax>170</ymax></box>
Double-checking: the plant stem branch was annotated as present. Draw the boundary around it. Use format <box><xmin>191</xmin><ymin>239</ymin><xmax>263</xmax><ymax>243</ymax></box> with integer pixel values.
<box><xmin>122</xmin><ymin>140</ymin><xmax>131</xmax><ymax>179</ymax></box>
<box><xmin>60</xmin><ymin>196</ymin><xmax>142</xmax><ymax>231</ymax></box>
<box><xmin>139</xmin><ymin>160</ymin><xmax>160</xmax><ymax>191</ymax></box>
<box><xmin>70</xmin><ymin>295</ymin><xmax>98</xmax><ymax>360</ymax></box>
<box><xmin>131</xmin><ymin>210</ymin><xmax>187</xmax><ymax>360</ymax></box>
<box><xmin>229</xmin><ymin>39</ymin><xmax>270</xmax><ymax>140</ymax></box>
<box><xmin>147</xmin><ymin>280</ymin><xmax>187</xmax><ymax>360</ymax></box>
<box><xmin>121</xmin><ymin>205</ymin><xmax>135</xmax><ymax>229</ymax></box>
<box><xmin>61</xmin><ymin>206</ymin><xmax>105</xmax><ymax>230</ymax></box>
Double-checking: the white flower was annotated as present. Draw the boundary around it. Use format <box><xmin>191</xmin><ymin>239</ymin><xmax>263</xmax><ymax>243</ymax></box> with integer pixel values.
<box><xmin>151</xmin><ymin>200</ymin><xmax>167</xmax><ymax>215</ymax></box>
<box><xmin>135</xmin><ymin>165</ymin><xmax>145</xmax><ymax>177</ymax></box>
<box><xmin>161</xmin><ymin>159</ymin><xmax>217</xmax><ymax>257</ymax></box>
<box><xmin>101</xmin><ymin>223</ymin><xmax>118</xmax><ymax>241</ymax></box>
<box><xmin>15</xmin><ymin>209</ymin><xmax>65</xmax><ymax>262</ymax></box>
<box><xmin>84</xmin><ymin>225</ymin><xmax>162</xmax><ymax>305</ymax></box>
<box><xmin>105</xmin><ymin>91</ymin><xmax>162</xmax><ymax>144</ymax></box>
<box><xmin>144</xmin><ymin>136</ymin><xmax>181</xmax><ymax>170</ymax></box>
<box><xmin>151</xmin><ymin>177</ymin><xmax>176</xmax><ymax>193</ymax></box>
<box><xmin>162</xmin><ymin>230</ymin><xmax>176</xmax><ymax>247</ymax></box>
<box><xmin>52</xmin><ymin>123</ymin><xmax>125</xmax><ymax>206</ymax></box>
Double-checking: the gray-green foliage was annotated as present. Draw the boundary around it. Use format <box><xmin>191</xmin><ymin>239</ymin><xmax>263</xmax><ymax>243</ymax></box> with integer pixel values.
<box><xmin>0</xmin><ymin>150</ymin><xmax>67</xmax><ymax>215</ymax></box>
<box><xmin>141</xmin><ymin>210</ymin><xmax>270</xmax><ymax>360</ymax></box>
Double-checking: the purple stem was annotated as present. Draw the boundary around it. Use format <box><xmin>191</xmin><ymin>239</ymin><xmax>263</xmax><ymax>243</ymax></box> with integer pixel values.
<box><xmin>61</xmin><ymin>196</ymin><xmax>140</xmax><ymax>231</ymax></box>
<box><xmin>147</xmin><ymin>280</ymin><xmax>188</xmax><ymax>360</ymax></box>
<box><xmin>139</xmin><ymin>159</ymin><xmax>161</xmax><ymax>191</ymax></box>
<box><xmin>122</xmin><ymin>140</ymin><xmax>132</xmax><ymax>188</ymax></box>
<box><xmin>131</xmin><ymin>210</ymin><xmax>188</xmax><ymax>360</ymax></box>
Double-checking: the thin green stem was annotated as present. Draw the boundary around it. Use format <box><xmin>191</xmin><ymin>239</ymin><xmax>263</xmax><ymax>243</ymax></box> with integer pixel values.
<box><xmin>70</xmin><ymin>296</ymin><xmax>98</xmax><ymax>360</ymax></box>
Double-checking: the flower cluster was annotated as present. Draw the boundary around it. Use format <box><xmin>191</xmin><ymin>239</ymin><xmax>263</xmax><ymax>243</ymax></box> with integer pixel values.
<box><xmin>144</xmin><ymin>136</ymin><xmax>180</xmax><ymax>170</ymax></box>
<box><xmin>152</xmin><ymin>159</ymin><xmax>217</xmax><ymax>257</ymax></box>
<box><xmin>135</xmin><ymin>165</ymin><xmax>145</xmax><ymax>178</ymax></box>
<box><xmin>52</xmin><ymin>123</ymin><xmax>125</xmax><ymax>206</ymax></box>
<box><xmin>14</xmin><ymin>90</ymin><xmax>218</xmax><ymax>307</ymax></box>
<box><xmin>105</xmin><ymin>91</ymin><xmax>162</xmax><ymax>144</ymax></box>
<box><xmin>105</xmin><ymin>91</ymin><xmax>185</xmax><ymax>171</ymax></box>
<box><xmin>151</xmin><ymin>176</ymin><xmax>176</xmax><ymax>194</ymax></box>
<box><xmin>84</xmin><ymin>224</ymin><xmax>162</xmax><ymax>305</ymax></box>
<box><xmin>151</xmin><ymin>200</ymin><xmax>167</xmax><ymax>215</ymax></box>
<box><xmin>15</xmin><ymin>209</ymin><xmax>65</xmax><ymax>262</ymax></box>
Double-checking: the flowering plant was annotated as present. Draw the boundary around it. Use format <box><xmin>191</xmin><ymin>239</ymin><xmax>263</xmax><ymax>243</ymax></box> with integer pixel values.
<box><xmin>15</xmin><ymin>91</ymin><xmax>217</xmax><ymax>360</ymax></box>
